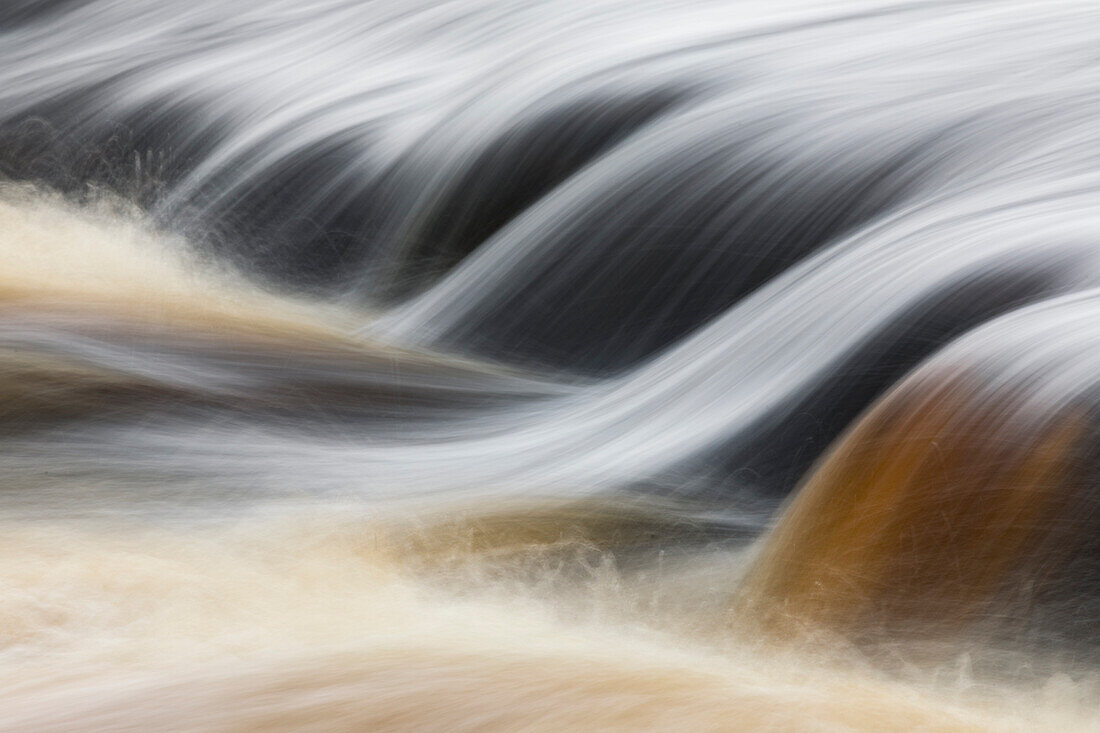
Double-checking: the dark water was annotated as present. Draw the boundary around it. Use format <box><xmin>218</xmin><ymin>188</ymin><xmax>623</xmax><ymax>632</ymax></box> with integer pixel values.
<box><xmin>1</xmin><ymin>1</ymin><xmax>1100</xmax><ymax>730</ymax></box>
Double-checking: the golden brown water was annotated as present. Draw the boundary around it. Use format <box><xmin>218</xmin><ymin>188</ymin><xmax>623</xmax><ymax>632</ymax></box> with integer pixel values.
<box><xmin>7</xmin><ymin>0</ymin><xmax>1100</xmax><ymax>727</ymax></box>
<box><xmin>2</xmin><ymin>179</ymin><xmax>1099</xmax><ymax>730</ymax></box>
<box><xmin>740</xmin><ymin>372</ymin><xmax>1090</xmax><ymax>641</ymax></box>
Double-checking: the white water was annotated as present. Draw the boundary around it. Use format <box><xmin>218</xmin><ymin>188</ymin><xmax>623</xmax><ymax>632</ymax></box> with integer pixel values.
<box><xmin>2</xmin><ymin>1</ymin><xmax>1100</xmax><ymax>729</ymax></box>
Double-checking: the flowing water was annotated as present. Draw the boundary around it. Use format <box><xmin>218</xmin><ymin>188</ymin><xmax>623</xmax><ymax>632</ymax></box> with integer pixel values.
<box><xmin>2</xmin><ymin>0</ymin><xmax>1100</xmax><ymax>729</ymax></box>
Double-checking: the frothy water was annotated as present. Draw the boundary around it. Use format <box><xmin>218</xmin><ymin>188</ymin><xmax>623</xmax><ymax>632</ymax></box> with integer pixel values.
<box><xmin>3</xmin><ymin>0</ymin><xmax>1100</xmax><ymax>729</ymax></box>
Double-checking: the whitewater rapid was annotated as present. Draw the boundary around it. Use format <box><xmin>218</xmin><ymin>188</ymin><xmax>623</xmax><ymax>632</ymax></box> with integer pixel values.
<box><xmin>3</xmin><ymin>0</ymin><xmax>1100</xmax><ymax>730</ymax></box>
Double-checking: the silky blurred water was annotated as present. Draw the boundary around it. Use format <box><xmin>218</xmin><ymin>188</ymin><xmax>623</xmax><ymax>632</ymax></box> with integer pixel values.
<box><xmin>2</xmin><ymin>1</ymin><xmax>1100</xmax><ymax>730</ymax></box>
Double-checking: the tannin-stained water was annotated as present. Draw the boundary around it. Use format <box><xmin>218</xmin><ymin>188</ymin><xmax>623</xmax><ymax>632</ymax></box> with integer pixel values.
<box><xmin>3</xmin><ymin>1</ymin><xmax>1100</xmax><ymax>730</ymax></box>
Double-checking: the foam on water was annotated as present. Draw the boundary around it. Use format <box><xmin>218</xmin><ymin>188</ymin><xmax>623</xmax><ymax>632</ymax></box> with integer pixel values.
<box><xmin>4</xmin><ymin>0</ymin><xmax>1100</xmax><ymax>729</ymax></box>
